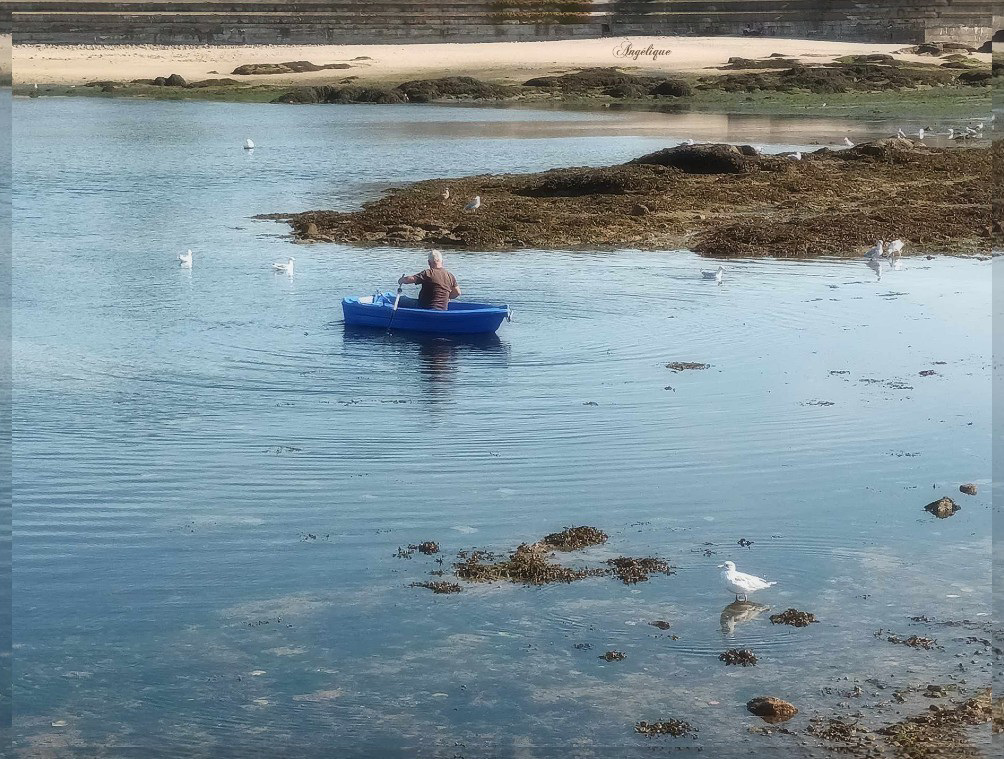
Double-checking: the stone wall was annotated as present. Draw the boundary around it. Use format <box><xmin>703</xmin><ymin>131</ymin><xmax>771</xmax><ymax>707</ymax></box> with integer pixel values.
<box><xmin>6</xmin><ymin>1</ymin><xmax>996</xmax><ymax>46</ymax></box>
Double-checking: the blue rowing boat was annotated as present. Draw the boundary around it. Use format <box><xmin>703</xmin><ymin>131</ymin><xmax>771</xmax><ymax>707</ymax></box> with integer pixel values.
<box><xmin>342</xmin><ymin>292</ymin><xmax>510</xmax><ymax>335</ymax></box>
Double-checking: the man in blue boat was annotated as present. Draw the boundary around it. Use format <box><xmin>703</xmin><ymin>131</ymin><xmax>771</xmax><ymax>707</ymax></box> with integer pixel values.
<box><xmin>398</xmin><ymin>250</ymin><xmax>461</xmax><ymax>310</ymax></box>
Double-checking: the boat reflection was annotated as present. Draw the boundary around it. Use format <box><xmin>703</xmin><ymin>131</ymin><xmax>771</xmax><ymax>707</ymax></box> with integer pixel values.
<box><xmin>342</xmin><ymin>326</ymin><xmax>510</xmax><ymax>396</ymax></box>
<box><xmin>720</xmin><ymin>600</ymin><xmax>770</xmax><ymax>636</ymax></box>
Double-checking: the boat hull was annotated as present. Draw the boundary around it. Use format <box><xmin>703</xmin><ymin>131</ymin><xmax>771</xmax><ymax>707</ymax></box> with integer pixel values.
<box><xmin>342</xmin><ymin>293</ymin><xmax>509</xmax><ymax>335</ymax></box>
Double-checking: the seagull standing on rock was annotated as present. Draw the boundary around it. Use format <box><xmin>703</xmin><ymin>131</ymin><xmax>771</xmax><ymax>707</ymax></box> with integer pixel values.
<box><xmin>788</xmin><ymin>151</ymin><xmax>802</xmax><ymax>161</ymax></box>
<box><xmin>464</xmin><ymin>196</ymin><xmax>481</xmax><ymax>212</ymax></box>
<box><xmin>843</xmin><ymin>137</ymin><xmax>854</xmax><ymax>147</ymax></box>
<box><xmin>719</xmin><ymin>561</ymin><xmax>777</xmax><ymax>602</ymax></box>
<box><xmin>441</xmin><ymin>188</ymin><xmax>450</xmax><ymax>202</ymax></box>
<box><xmin>896</xmin><ymin>129</ymin><xmax>907</xmax><ymax>139</ymax></box>
<box><xmin>887</xmin><ymin>239</ymin><xmax>904</xmax><ymax>256</ymax></box>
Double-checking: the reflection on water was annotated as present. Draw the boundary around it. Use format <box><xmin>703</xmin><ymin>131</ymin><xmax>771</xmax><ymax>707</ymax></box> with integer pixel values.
<box><xmin>10</xmin><ymin>98</ymin><xmax>992</xmax><ymax>755</ymax></box>
<box><xmin>719</xmin><ymin>600</ymin><xmax>770</xmax><ymax>637</ymax></box>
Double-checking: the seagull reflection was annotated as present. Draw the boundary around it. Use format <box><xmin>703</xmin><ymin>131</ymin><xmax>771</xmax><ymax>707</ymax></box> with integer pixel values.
<box><xmin>720</xmin><ymin>600</ymin><xmax>770</xmax><ymax>636</ymax></box>
<box><xmin>865</xmin><ymin>258</ymin><xmax>882</xmax><ymax>281</ymax></box>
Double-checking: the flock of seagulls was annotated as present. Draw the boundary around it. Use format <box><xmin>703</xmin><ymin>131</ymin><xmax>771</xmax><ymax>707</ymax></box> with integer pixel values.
<box><xmin>177</xmin><ymin>246</ymin><xmax>294</xmax><ymax>275</ymax></box>
<box><xmin>864</xmin><ymin>238</ymin><xmax>906</xmax><ymax>261</ymax></box>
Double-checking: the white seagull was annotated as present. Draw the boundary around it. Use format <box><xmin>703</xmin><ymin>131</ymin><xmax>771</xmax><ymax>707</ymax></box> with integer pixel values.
<box><xmin>178</xmin><ymin>249</ymin><xmax>193</xmax><ymax>267</ymax></box>
<box><xmin>441</xmin><ymin>187</ymin><xmax>450</xmax><ymax>202</ymax></box>
<box><xmin>719</xmin><ymin>561</ymin><xmax>776</xmax><ymax>602</ymax></box>
<box><xmin>916</xmin><ymin>128</ymin><xmax>925</xmax><ymax>140</ymax></box>
<box><xmin>244</xmin><ymin>138</ymin><xmax>255</xmax><ymax>150</ymax></box>
<box><xmin>701</xmin><ymin>265</ymin><xmax>725</xmax><ymax>283</ymax></box>
<box><xmin>886</xmin><ymin>239</ymin><xmax>905</xmax><ymax>256</ymax></box>
<box><xmin>272</xmin><ymin>257</ymin><xmax>295</xmax><ymax>274</ymax></box>
<box><xmin>947</xmin><ymin>128</ymin><xmax>956</xmax><ymax>140</ymax></box>
<box><xmin>864</xmin><ymin>239</ymin><xmax>884</xmax><ymax>260</ymax></box>
<box><xmin>843</xmin><ymin>137</ymin><xmax>854</xmax><ymax>147</ymax></box>
<box><xmin>464</xmin><ymin>195</ymin><xmax>481</xmax><ymax>212</ymax></box>
<box><xmin>896</xmin><ymin>129</ymin><xmax>907</xmax><ymax>139</ymax></box>
<box><xmin>788</xmin><ymin>151</ymin><xmax>802</xmax><ymax>161</ymax></box>
<box><xmin>683</xmin><ymin>138</ymin><xmax>695</xmax><ymax>146</ymax></box>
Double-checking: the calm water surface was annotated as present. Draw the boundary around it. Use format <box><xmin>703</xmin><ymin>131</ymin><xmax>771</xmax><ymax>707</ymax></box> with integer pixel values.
<box><xmin>11</xmin><ymin>99</ymin><xmax>993</xmax><ymax>756</ymax></box>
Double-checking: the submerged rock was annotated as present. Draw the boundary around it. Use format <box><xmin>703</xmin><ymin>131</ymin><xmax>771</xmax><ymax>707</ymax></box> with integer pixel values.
<box><xmin>925</xmin><ymin>497</ymin><xmax>961</xmax><ymax>518</ymax></box>
<box><xmin>599</xmin><ymin>650</ymin><xmax>626</xmax><ymax>662</ymax></box>
<box><xmin>628</xmin><ymin>143</ymin><xmax>757</xmax><ymax>174</ymax></box>
<box><xmin>649</xmin><ymin>620</ymin><xmax>672</xmax><ymax>630</ymax></box>
<box><xmin>635</xmin><ymin>719</ymin><xmax>696</xmax><ymax>737</ymax></box>
<box><xmin>409</xmin><ymin>581</ymin><xmax>461</xmax><ymax>594</ymax></box>
<box><xmin>454</xmin><ymin>542</ymin><xmax>601</xmax><ymax>585</ymax></box>
<box><xmin>959</xmin><ymin>483</ymin><xmax>978</xmax><ymax>496</ymax></box>
<box><xmin>665</xmin><ymin>362</ymin><xmax>710</xmax><ymax>372</ymax></box>
<box><xmin>720</xmin><ymin>648</ymin><xmax>758</xmax><ymax>666</ymax></box>
<box><xmin>747</xmin><ymin>696</ymin><xmax>798</xmax><ymax>723</ymax></box>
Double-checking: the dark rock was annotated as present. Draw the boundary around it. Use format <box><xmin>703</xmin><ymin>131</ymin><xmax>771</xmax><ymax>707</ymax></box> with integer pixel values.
<box><xmin>738</xmin><ymin>144</ymin><xmax>760</xmax><ymax>156</ymax></box>
<box><xmin>604</xmin><ymin>82</ymin><xmax>650</xmax><ymax>99</ymax></box>
<box><xmin>959</xmin><ymin>483</ymin><xmax>978</xmax><ymax>496</ymax></box>
<box><xmin>650</xmin><ymin>79</ymin><xmax>692</xmax><ymax>97</ymax></box>
<box><xmin>925</xmin><ymin>497</ymin><xmax>960</xmax><ymax>518</ymax></box>
<box><xmin>232</xmin><ymin>61</ymin><xmax>351</xmax><ymax>75</ymax></box>
<box><xmin>599</xmin><ymin>650</ymin><xmax>626</xmax><ymax>661</ymax></box>
<box><xmin>720</xmin><ymin>648</ymin><xmax>758</xmax><ymax>666</ymax></box>
<box><xmin>273</xmin><ymin>85</ymin><xmax>407</xmax><ymax>105</ymax></box>
<box><xmin>630</xmin><ymin>203</ymin><xmax>650</xmax><ymax>216</ymax></box>
<box><xmin>153</xmin><ymin>76</ymin><xmax>167</xmax><ymax>86</ymax></box>
<box><xmin>747</xmin><ymin>696</ymin><xmax>798</xmax><ymax>723</ymax></box>
<box><xmin>410</xmin><ymin>541</ymin><xmax>440</xmax><ymax>555</ymax></box>
<box><xmin>649</xmin><ymin>620</ymin><xmax>672</xmax><ymax>630</ymax></box>
<box><xmin>165</xmin><ymin>74</ymin><xmax>187</xmax><ymax>87</ymax></box>
<box><xmin>958</xmin><ymin>70</ymin><xmax>992</xmax><ymax>85</ymax></box>
<box><xmin>628</xmin><ymin>143</ymin><xmax>755</xmax><ymax>174</ymax></box>
<box><xmin>396</xmin><ymin>76</ymin><xmax>516</xmax><ymax>101</ymax></box>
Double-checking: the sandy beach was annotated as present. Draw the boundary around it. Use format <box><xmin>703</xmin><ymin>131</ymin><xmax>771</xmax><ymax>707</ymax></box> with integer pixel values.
<box><xmin>12</xmin><ymin>36</ymin><xmax>988</xmax><ymax>86</ymax></box>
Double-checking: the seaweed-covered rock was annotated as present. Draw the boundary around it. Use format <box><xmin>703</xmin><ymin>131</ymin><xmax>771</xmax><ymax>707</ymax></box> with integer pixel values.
<box><xmin>524</xmin><ymin>67</ymin><xmax>655</xmax><ymax>92</ymax></box>
<box><xmin>606</xmin><ymin>557</ymin><xmax>672</xmax><ymax>584</ymax></box>
<box><xmin>540</xmin><ymin>526</ymin><xmax>608</xmax><ymax>550</ymax></box>
<box><xmin>232</xmin><ymin>61</ymin><xmax>351</xmax><ymax>75</ymax></box>
<box><xmin>925</xmin><ymin>497</ymin><xmax>961</xmax><ymax>518</ymax></box>
<box><xmin>628</xmin><ymin>143</ymin><xmax>755</xmax><ymax>174</ymax></box>
<box><xmin>164</xmin><ymin>74</ymin><xmax>187</xmax><ymax>87</ymax></box>
<box><xmin>604</xmin><ymin>82</ymin><xmax>651</xmax><ymax>99</ymax></box>
<box><xmin>396</xmin><ymin>76</ymin><xmax>516</xmax><ymax>102</ymax></box>
<box><xmin>635</xmin><ymin>720</ymin><xmax>696</xmax><ymax>737</ymax></box>
<box><xmin>959</xmin><ymin>483</ymin><xmax>978</xmax><ymax>496</ymax></box>
<box><xmin>769</xmin><ymin>609</ymin><xmax>818</xmax><ymax>627</ymax></box>
<box><xmin>409</xmin><ymin>581</ymin><xmax>461</xmax><ymax>594</ymax></box>
<box><xmin>650</xmin><ymin>79</ymin><xmax>692</xmax><ymax>97</ymax></box>
<box><xmin>273</xmin><ymin>86</ymin><xmax>407</xmax><ymax>105</ymax></box>
<box><xmin>958</xmin><ymin>70</ymin><xmax>992</xmax><ymax>85</ymax></box>
<box><xmin>747</xmin><ymin>696</ymin><xmax>798</xmax><ymax>723</ymax></box>
<box><xmin>719</xmin><ymin>648</ymin><xmax>758</xmax><ymax>666</ymax></box>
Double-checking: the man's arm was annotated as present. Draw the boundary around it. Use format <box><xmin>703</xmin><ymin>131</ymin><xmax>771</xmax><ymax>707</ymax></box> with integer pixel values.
<box><xmin>449</xmin><ymin>285</ymin><xmax>461</xmax><ymax>300</ymax></box>
<box><xmin>398</xmin><ymin>272</ymin><xmax>423</xmax><ymax>285</ymax></box>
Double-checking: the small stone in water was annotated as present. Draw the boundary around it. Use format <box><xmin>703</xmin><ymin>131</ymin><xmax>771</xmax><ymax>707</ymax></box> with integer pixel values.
<box><xmin>924</xmin><ymin>497</ymin><xmax>960</xmax><ymax>518</ymax></box>
<box><xmin>599</xmin><ymin>650</ymin><xmax>626</xmax><ymax>662</ymax></box>
<box><xmin>959</xmin><ymin>483</ymin><xmax>977</xmax><ymax>496</ymax></box>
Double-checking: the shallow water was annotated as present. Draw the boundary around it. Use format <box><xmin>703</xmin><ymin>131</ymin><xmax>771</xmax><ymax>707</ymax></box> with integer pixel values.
<box><xmin>12</xmin><ymin>99</ymin><xmax>993</xmax><ymax>756</ymax></box>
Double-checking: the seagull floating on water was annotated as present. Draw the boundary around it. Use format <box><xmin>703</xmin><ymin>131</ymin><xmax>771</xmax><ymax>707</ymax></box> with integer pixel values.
<box><xmin>178</xmin><ymin>249</ymin><xmax>193</xmax><ymax>267</ymax></box>
<box><xmin>843</xmin><ymin>137</ymin><xmax>854</xmax><ymax>147</ymax></box>
<box><xmin>244</xmin><ymin>138</ymin><xmax>255</xmax><ymax>150</ymax></box>
<box><xmin>464</xmin><ymin>195</ymin><xmax>481</xmax><ymax>212</ymax></box>
<box><xmin>719</xmin><ymin>561</ymin><xmax>776</xmax><ymax>602</ymax></box>
<box><xmin>272</xmin><ymin>257</ymin><xmax>295</xmax><ymax>274</ymax></box>
<box><xmin>864</xmin><ymin>239</ymin><xmax>885</xmax><ymax>260</ymax></box>
<box><xmin>701</xmin><ymin>265</ymin><xmax>725</xmax><ymax>283</ymax></box>
<box><xmin>886</xmin><ymin>239</ymin><xmax>904</xmax><ymax>256</ymax></box>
